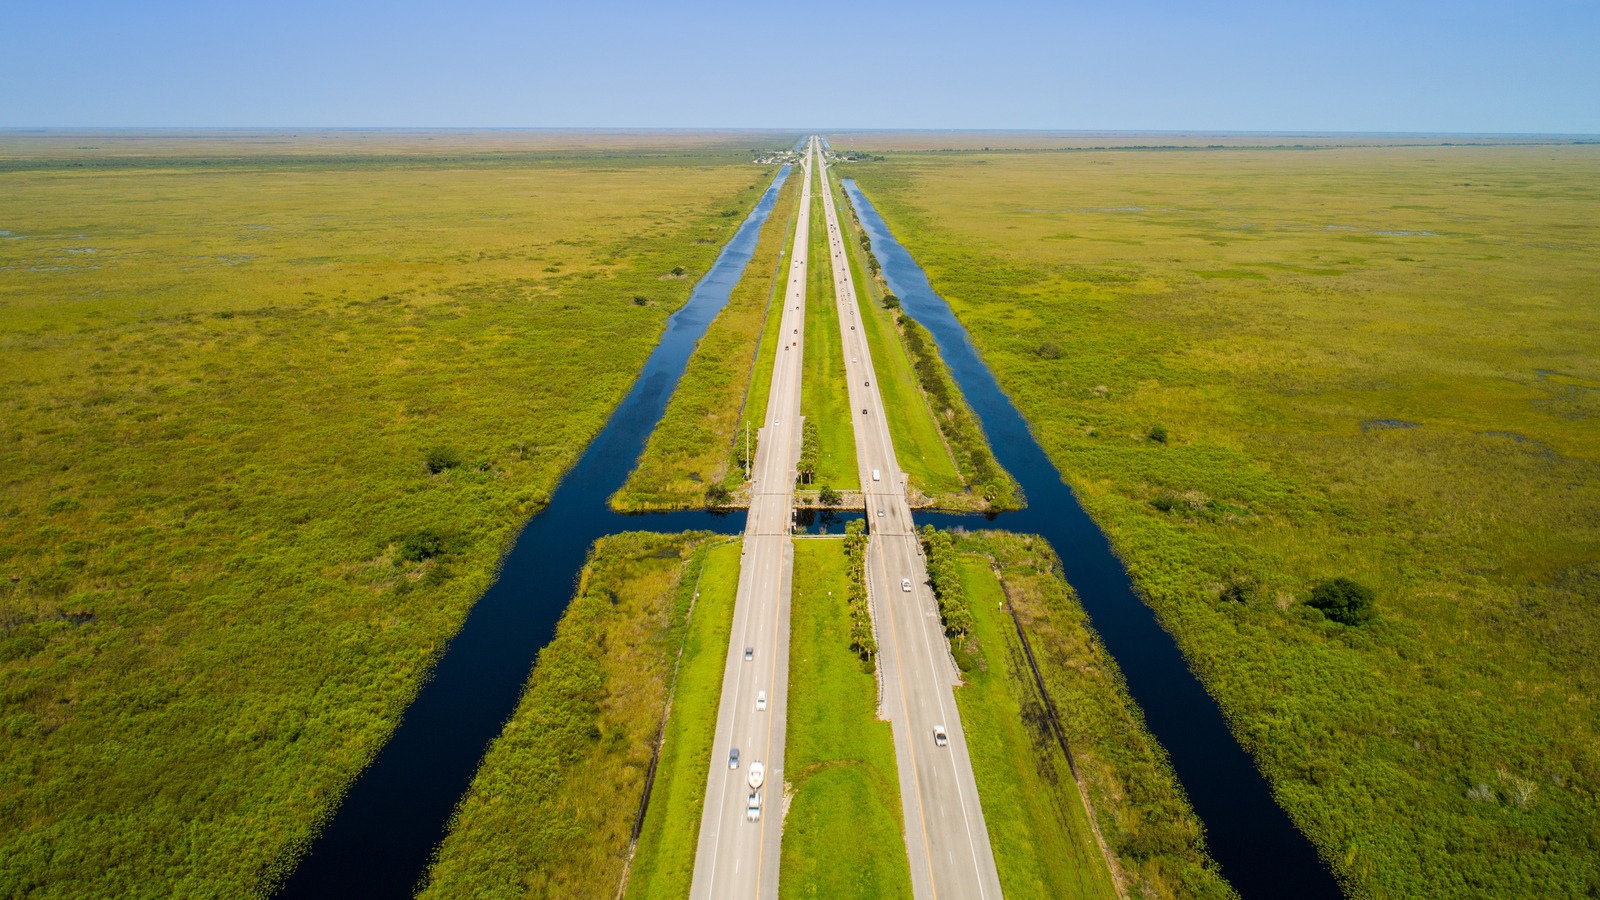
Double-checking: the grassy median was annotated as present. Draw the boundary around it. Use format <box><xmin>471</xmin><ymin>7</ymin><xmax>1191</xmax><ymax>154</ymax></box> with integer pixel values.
<box><xmin>780</xmin><ymin>540</ymin><xmax>911</xmax><ymax>900</ymax></box>
<box><xmin>800</xmin><ymin>174</ymin><xmax>862</xmax><ymax>493</ymax></box>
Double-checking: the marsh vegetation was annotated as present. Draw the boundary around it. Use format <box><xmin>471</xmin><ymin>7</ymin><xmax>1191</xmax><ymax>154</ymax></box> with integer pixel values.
<box><xmin>843</xmin><ymin>140</ymin><xmax>1600</xmax><ymax>896</ymax></box>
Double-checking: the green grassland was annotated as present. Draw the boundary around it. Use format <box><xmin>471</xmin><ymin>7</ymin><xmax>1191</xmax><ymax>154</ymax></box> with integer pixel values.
<box><xmin>622</xmin><ymin>538</ymin><xmax>743</xmax><ymax>900</ymax></box>
<box><xmin>955</xmin><ymin>531</ymin><xmax>1234</xmax><ymax>899</ymax></box>
<box><xmin>799</xmin><ymin>173</ymin><xmax>860</xmax><ymax>493</ymax></box>
<box><xmin>780</xmin><ymin>540</ymin><xmax>911</xmax><ymax>900</ymax></box>
<box><xmin>949</xmin><ymin>552</ymin><xmax>1120</xmax><ymax>900</ymax></box>
<box><xmin>419</xmin><ymin>531</ymin><xmax>730</xmax><ymax>897</ymax></box>
<box><xmin>0</xmin><ymin>134</ymin><xmax>782</xmax><ymax>897</ymax></box>
<box><xmin>614</xmin><ymin>166</ymin><xmax>802</xmax><ymax>509</ymax></box>
<box><xmin>842</xmin><ymin>143</ymin><xmax>1600</xmax><ymax>897</ymax></box>
<box><xmin>819</xmin><ymin>166</ymin><xmax>968</xmax><ymax>504</ymax></box>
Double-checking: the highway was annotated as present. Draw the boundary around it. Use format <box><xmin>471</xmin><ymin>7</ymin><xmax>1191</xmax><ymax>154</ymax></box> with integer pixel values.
<box><xmin>817</xmin><ymin>144</ymin><xmax>1006</xmax><ymax>900</ymax></box>
<box><xmin>687</xmin><ymin>138</ymin><xmax>816</xmax><ymax>900</ymax></box>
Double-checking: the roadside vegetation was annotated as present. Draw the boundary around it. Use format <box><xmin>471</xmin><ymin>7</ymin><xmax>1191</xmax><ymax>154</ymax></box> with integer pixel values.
<box><xmin>0</xmin><ymin>133</ymin><xmax>780</xmax><ymax>898</ymax></box>
<box><xmin>843</xmin><ymin>141</ymin><xmax>1600</xmax><ymax>896</ymax></box>
<box><xmin>419</xmin><ymin>532</ymin><xmax>733</xmax><ymax>897</ymax></box>
<box><xmin>825</xmin><ymin>165</ymin><xmax>1018</xmax><ymax>510</ymax></box>
<box><xmin>621</xmin><ymin>539</ymin><xmax>743</xmax><ymax>900</ymax></box>
<box><xmin>951</xmin><ymin>530</ymin><xmax>1233</xmax><ymax>899</ymax></box>
<box><xmin>614</xmin><ymin>166</ymin><xmax>802</xmax><ymax>510</ymax></box>
<box><xmin>780</xmin><ymin>540</ymin><xmax>911</xmax><ymax>900</ymax></box>
<box><xmin>800</xmin><ymin>171</ymin><xmax>861</xmax><ymax>492</ymax></box>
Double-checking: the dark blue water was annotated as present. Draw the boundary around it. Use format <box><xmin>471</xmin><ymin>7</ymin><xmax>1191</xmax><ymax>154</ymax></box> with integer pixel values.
<box><xmin>276</xmin><ymin>165</ymin><xmax>792</xmax><ymax>899</ymax></box>
<box><xmin>841</xmin><ymin>179</ymin><xmax>1341</xmax><ymax>899</ymax></box>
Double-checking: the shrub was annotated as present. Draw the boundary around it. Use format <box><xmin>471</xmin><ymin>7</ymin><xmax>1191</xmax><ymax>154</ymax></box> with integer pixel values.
<box><xmin>818</xmin><ymin>485</ymin><xmax>841</xmax><ymax>506</ymax></box>
<box><xmin>425</xmin><ymin>445</ymin><xmax>463</xmax><ymax>474</ymax></box>
<box><xmin>704</xmin><ymin>483</ymin><xmax>731</xmax><ymax>507</ymax></box>
<box><xmin>1148</xmin><ymin>424</ymin><xmax>1168</xmax><ymax>444</ymax></box>
<box><xmin>1220</xmin><ymin>573</ymin><xmax>1259</xmax><ymax>603</ymax></box>
<box><xmin>1037</xmin><ymin>340</ymin><xmax>1062</xmax><ymax>359</ymax></box>
<box><xmin>882</xmin><ymin>293</ymin><xmax>901</xmax><ymax>310</ymax></box>
<box><xmin>1308</xmin><ymin>577</ymin><xmax>1376</xmax><ymax>625</ymax></box>
<box><xmin>398</xmin><ymin>527</ymin><xmax>452</xmax><ymax>563</ymax></box>
<box><xmin>632</xmin><ymin>295</ymin><xmax>650</xmax><ymax>306</ymax></box>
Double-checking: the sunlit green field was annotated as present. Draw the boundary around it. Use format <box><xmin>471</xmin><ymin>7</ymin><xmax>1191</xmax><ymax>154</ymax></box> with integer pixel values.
<box><xmin>841</xmin><ymin>140</ymin><xmax>1600</xmax><ymax>897</ymax></box>
<box><xmin>0</xmin><ymin>133</ymin><xmax>778</xmax><ymax>897</ymax></box>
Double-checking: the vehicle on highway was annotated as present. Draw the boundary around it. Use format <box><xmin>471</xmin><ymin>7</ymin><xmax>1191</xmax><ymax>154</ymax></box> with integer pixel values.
<box><xmin>902</xmin><ymin>577</ymin><xmax>913</xmax><ymax>591</ymax></box>
<box><xmin>757</xmin><ymin>690</ymin><xmax>767</xmax><ymax>711</ymax></box>
<box><xmin>729</xmin><ymin>748</ymin><xmax>740</xmax><ymax>768</ymax></box>
<box><xmin>862</xmin><ymin>408</ymin><xmax>868</xmax><ymax>415</ymax></box>
<box><xmin>748</xmin><ymin>761</ymin><xmax>765</xmax><ymax>789</ymax></box>
<box><xmin>872</xmin><ymin>469</ymin><xmax>881</xmax><ymax>481</ymax></box>
<box><xmin>852</xmin><ymin>356</ymin><xmax>857</xmax><ymax>362</ymax></box>
<box><xmin>744</xmin><ymin>646</ymin><xmax>754</xmax><ymax>661</ymax></box>
<box><xmin>747</xmin><ymin>790</ymin><xmax>762</xmax><ymax>821</ymax></box>
<box><xmin>865</xmin><ymin>380</ymin><xmax>870</xmax><ymax>386</ymax></box>
<box><xmin>933</xmin><ymin>725</ymin><xmax>949</xmax><ymax>747</ymax></box>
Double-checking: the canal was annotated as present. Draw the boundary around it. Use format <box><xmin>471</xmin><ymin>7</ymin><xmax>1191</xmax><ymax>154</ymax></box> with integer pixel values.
<box><xmin>276</xmin><ymin>164</ymin><xmax>793</xmax><ymax>899</ymax></box>
<box><xmin>841</xmin><ymin>176</ymin><xmax>1341</xmax><ymax>899</ymax></box>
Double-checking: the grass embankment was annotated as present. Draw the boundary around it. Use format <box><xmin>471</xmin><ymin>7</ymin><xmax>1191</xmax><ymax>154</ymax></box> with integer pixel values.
<box><xmin>614</xmin><ymin>166</ymin><xmax>802</xmax><ymax>510</ymax></box>
<box><xmin>623</xmin><ymin>539</ymin><xmax>742</xmax><ymax>899</ymax></box>
<box><xmin>799</xmin><ymin>171</ymin><xmax>861</xmax><ymax>494</ymax></box>
<box><xmin>780</xmin><ymin>540</ymin><xmax>911</xmax><ymax>899</ymax></box>
<box><xmin>826</xmin><ymin>167</ymin><xmax>1017</xmax><ymax>510</ymax></box>
<box><xmin>845</xmin><ymin>143</ymin><xmax>1600</xmax><ymax>897</ymax></box>
<box><xmin>0</xmin><ymin>133</ymin><xmax>782</xmax><ymax>898</ymax></box>
<box><xmin>419</xmin><ymin>532</ymin><xmax>737</xmax><ymax>897</ymax></box>
<box><xmin>952</xmin><ymin>531</ymin><xmax>1233</xmax><ymax>900</ymax></box>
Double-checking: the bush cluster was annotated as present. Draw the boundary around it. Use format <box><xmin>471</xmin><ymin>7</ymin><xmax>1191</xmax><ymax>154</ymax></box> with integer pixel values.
<box><xmin>843</xmin><ymin>521</ymin><xmax>877</xmax><ymax>662</ymax></box>
<box><xmin>918</xmin><ymin>525</ymin><xmax>974</xmax><ymax>635</ymax></box>
<box><xmin>899</xmin><ymin>318</ymin><xmax>1019</xmax><ymax>508</ymax></box>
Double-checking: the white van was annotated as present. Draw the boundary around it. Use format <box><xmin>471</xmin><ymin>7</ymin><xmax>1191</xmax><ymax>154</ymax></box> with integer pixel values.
<box><xmin>872</xmin><ymin>469</ymin><xmax>881</xmax><ymax>482</ymax></box>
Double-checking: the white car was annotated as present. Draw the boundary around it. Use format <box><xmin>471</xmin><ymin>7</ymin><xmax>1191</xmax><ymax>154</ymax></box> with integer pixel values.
<box><xmin>901</xmin><ymin>577</ymin><xmax>912</xmax><ymax>592</ymax></box>
<box><xmin>744</xmin><ymin>646</ymin><xmax>754</xmax><ymax>661</ymax></box>
<box><xmin>756</xmin><ymin>691</ymin><xmax>767</xmax><ymax>711</ymax></box>
<box><xmin>933</xmin><ymin>725</ymin><xmax>949</xmax><ymax>747</ymax></box>
<box><xmin>747</xmin><ymin>790</ymin><xmax>762</xmax><ymax>821</ymax></box>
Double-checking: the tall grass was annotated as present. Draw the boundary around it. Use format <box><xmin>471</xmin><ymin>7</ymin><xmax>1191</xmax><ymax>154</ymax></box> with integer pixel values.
<box><xmin>846</xmin><ymin>143</ymin><xmax>1600</xmax><ymax>897</ymax></box>
<box><xmin>0</xmin><ymin>134</ymin><xmax>781</xmax><ymax>897</ymax></box>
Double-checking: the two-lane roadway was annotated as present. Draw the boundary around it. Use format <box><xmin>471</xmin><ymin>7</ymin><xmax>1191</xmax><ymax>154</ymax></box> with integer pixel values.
<box><xmin>688</xmin><ymin>138</ymin><xmax>818</xmax><ymax>900</ymax></box>
<box><xmin>817</xmin><ymin>143</ymin><xmax>1005</xmax><ymax>900</ymax></box>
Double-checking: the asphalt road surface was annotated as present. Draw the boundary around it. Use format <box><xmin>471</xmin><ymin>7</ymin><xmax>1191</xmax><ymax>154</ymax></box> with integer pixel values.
<box><xmin>687</xmin><ymin>138</ymin><xmax>816</xmax><ymax>900</ymax></box>
<box><xmin>818</xmin><ymin>146</ymin><xmax>1006</xmax><ymax>900</ymax></box>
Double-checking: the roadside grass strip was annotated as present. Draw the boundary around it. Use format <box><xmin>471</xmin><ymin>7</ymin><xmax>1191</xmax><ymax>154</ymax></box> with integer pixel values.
<box><xmin>625</xmin><ymin>539</ymin><xmax>744</xmax><ymax>899</ymax></box>
<box><xmin>800</xmin><ymin>178</ymin><xmax>861</xmax><ymax>491</ymax></box>
<box><xmin>951</xmin><ymin>553</ymin><xmax>1121</xmax><ymax>900</ymax></box>
<box><xmin>957</xmin><ymin>531</ymin><xmax>1235</xmax><ymax>900</ymax></box>
<box><xmin>779</xmin><ymin>541</ymin><xmax>911</xmax><ymax>900</ymax></box>
<box><xmin>824</xmin><ymin>169</ymin><xmax>966</xmax><ymax>502</ymax></box>
<box><xmin>418</xmin><ymin>532</ymin><xmax>720</xmax><ymax>898</ymax></box>
<box><xmin>616</xmin><ymin>170</ymin><xmax>803</xmax><ymax>510</ymax></box>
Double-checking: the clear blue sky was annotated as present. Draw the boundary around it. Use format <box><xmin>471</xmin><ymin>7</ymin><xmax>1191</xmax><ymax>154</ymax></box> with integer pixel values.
<box><xmin>5</xmin><ymin>0</ymin><xmax>1597</xmax><ymax>132</ymax></box>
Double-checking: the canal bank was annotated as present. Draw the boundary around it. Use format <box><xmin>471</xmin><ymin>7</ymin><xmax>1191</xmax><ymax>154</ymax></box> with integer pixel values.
<box><xmin>841</xmin><ymin>177</ymin><xmax>1341</xmax><ymax>899</ymax></box>
<box><xmin>275</xmin><ymin>164</ymin><xmax>794</xmax><ymax>899</ymax></box>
